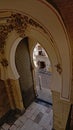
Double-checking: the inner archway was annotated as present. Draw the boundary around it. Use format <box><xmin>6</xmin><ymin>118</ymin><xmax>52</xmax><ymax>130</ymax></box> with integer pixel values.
<box><xmin>14</xmin><ymin>37</ymin><xmax>54</xmax><ymax>129</ymax></box>
<box><xmin>33</xmin><ymin>43</ymin><xmax>53</xmax><ymax>104</ymax></box>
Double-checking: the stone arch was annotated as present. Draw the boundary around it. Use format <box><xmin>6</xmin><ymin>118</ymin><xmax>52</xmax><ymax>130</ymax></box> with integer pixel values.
<box><xmin>0</xmin><ymin>0</ymin><xmax>71</xmax><ymax>101</ymax></box>
<box><xmin>9</xmin><ymin>27</ymin><xmax>61</xmax><ymax>98</ymax></box>
<box><xmin>28</xmin><ymin>29</ymin><xmax>60</xmax><ymax>79</ymax></box>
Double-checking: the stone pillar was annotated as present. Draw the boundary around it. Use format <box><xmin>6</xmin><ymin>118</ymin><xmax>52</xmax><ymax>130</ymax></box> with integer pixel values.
<box><xmin>0</xmin><ymin>79</ymin><xmax>10</xmax><ymax>118</ymax></box>
<box><xmin>6</xmin><ymin>78</ymin><xmax>24</xmax><ymax>111</ymax></box>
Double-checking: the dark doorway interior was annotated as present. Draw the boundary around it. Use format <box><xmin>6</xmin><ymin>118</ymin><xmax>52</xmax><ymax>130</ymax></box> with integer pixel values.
<box><xmin>15</xmin><ymin>37</ymin><xmax>35</xmax><ymax>108</ymax></box>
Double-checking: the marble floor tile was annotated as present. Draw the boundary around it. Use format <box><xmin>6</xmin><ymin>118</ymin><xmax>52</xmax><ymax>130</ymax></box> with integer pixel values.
<box><xmin>9</xmin><ymin>125</ymin><xmax>17</xmax><ymax>130</ymax></box>
<box><xmin>1</xmin><ymin>123</ymin><xmax>10</xmax><ymax>130</ymax></box>
<box><xmin>42</xmin><ymin>128</ymin><xmax>48</xmax><ymax>130</ymax></box>
<box><xmin>21</xmin><ymin>119</ymin><xmax>33</xmax><ymax>130</ymax></box>
<box><xmin>29</xmin><ymin>122</ymin><xmax>43</xmax><ymax>130</ymax></box>
<box><xmin>14</xmin><ymin>119</ymin><xmax>23</xmax><ymax>128</ymax></box>
<box><xmin>18</xmin><ymin>114</ymin><xmax>27</xmax><ymax>124</ymax></box>
<box><xmin>31</xmin><ymin>109</ymin><xmax>40</xmax><ymax>120</ymax></box>
<box><xmin>0</xmin><ymin>102</ymin><xmax>53</xmax><ymax>130</ymax></box>
<box><xmin>34</xmin><ymin>112</ymin><xmax>44</xmax><ymax>124</ymax></box>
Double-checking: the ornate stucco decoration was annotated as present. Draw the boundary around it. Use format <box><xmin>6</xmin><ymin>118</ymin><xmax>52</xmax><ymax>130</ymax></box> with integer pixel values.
<box><xmin>0</xmin><ymin>25</ymin><xmax>9</xmax><ymax>54</ymax></box>
<box><xmin>0</xmin><ymin>13</ymin><xmax>46</xmax><ymax>67</ymax></box>
<box><xmin>0</xmin><ymin>13</ymin><xmax>46</xmax><ymax>51</ymax></box>
<box><xmin>28</xmin><ymin>18</ymin><xmax>46</xmax><ymax>32</ymax></box>
<box><xmin>7</xmin><ymin>13</ymin><xmax>28</xmax><ymax>37</ymax></box>
<box><xmin>55</xmin><ymin>63</ymin><xmax>62</xmax><ymax>74</ymax></box>
<box><xmin>0</xmin><ymin>13</ymin><xmax>46</xmax><ymax>50</ymax></box>
<box><xmin>7</xmin><ymin>13</ymin><xmax>46</xmax><ymax>37</ymax></box>
<box><xmin>0</xmin><ymin>58</ymin><xmax>8</xmax><ymax>67</ymax></box>
<box><xmin>0</xmin><ymin>24</ymin><xmax>9</xmax><ymax>67</ymax></box>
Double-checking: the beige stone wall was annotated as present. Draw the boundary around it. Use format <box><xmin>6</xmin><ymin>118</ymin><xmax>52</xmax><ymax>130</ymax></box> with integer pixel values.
<box><xmin>52</xmin><ymin>91</ymin><xmax>71</xmax><ymax>130</ymax></box>
<box><xmin>0</xmin><ymin>80</ymin><xmax>10</xmax><ymax>118</ymax></box>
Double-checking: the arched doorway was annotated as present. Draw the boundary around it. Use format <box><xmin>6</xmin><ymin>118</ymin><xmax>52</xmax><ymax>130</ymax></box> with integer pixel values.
<box><xmin>15</xmin><ymin>37</ymin><xmax>36</xmax><ymax>108</ymax></box>
<box><xmin>0</xmin><ymin>1</ymin><xmax>72</xmax><ymax>129</ymax></box>
<box><xmin>14</xmin><ymin>38</ymin><xmax>53</xmax><ymax>130</ymax></box>
<box><xmin>33</xmin><ymin>43</ymin><xmax>53</xmax><ymax>104</ymax></box>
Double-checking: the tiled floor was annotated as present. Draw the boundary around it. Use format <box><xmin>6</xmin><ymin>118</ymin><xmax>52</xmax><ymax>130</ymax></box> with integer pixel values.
<box><xmin>1</xmin><ymin>102</ymin><xmax>53</xmax><ymax>130</ymax></box>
